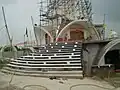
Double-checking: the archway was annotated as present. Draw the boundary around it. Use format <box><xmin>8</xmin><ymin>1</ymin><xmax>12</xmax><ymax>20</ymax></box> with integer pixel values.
<box><xmin>40</xmin><ymin>26</ymin><xmax>54</xmax><ymax>43</ymax></box>
<box><xmin>56</xmin><ymin>20</ymin><xmax>101</xmax><ymax>42</ymax></box>
<box><xmin>105</xmin><ymin>50</ymin><xmax>120</xmax><ymax>71</ymax></box>
<box><xmin>97</xmin><ymin>39</ymin><xmax>120</xmax><ymax>68</ymax></box>
<box><xmin>0</xmin><ymin>45</ymin><xmax>17</xmax><ymax>58</ymax></box>
<box><xmin>34</xmin><ymin>25</ymin><xmax>54</xmax><ymax>44</ymax></box>
<box><xmin>70</xmin><ymin>30</ymin><xmax>84</xmax><ymax>41</ymax></box>
<box><xmin>45</xmin><ymin>33</ymin><xmax>50</xmax><ymax>44</ymax></box>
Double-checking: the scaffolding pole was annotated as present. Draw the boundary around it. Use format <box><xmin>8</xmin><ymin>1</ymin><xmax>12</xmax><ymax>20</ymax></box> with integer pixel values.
<box><xmin>2</xmin><ymin>6</ymin><xmax>12</xmax><ymax>46</ymax></box>
<box><xmin>37</xmin><ymin>0</ymin><xmax>93</xmax><ymax>43</ymax></box>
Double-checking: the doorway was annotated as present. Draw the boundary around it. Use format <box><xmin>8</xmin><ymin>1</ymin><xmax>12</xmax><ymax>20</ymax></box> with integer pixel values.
<box><xmin>105</xmin><ymin>50</ymin><xmax>120</xmax><ymax>71</ymax></box>
<box><xmin>70</xmin><ymin>31</ymin><xmax>84</xmax><ymax>41</ymax></box>
<box><xmin>45</xmin><ymin>34</ymin><xmax>50</xmax><ymax>44</ymax></box>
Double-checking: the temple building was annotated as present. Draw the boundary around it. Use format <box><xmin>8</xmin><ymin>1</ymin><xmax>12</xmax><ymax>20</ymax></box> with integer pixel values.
<box><xmin>1</xmin><ymin>0</ymin><xmax>120</xmax><ymax>81</ymax></box>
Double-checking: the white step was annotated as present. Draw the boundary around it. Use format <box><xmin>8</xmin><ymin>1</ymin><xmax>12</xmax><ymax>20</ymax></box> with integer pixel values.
<box><xmin>2</xmin><ymin>42</ymin><xmax>83</xmax><ymax>78</ymax></box>
<box><xmin>7</xmin><ymin>64</ymin><xmax>82</xmax><ymax>69</ymax></box>
<box><xmin>21</xmin><ymin>55</ymin><xmax>81</xmax><ymax>58</ymax></box>
<box><xmin>12</xmin><ymin>58</ymin><xmax>81</xmax><ymax>61</ymax></box>
<box><xmin>11</xmin><ymin>59</ymin><xmax>81</xmax><ymax>63</ymax></box>
<box><xmin>30</xmin><ymin>52</ymin><xmax>81</xmax><ymax>56</ymax></box>
<box><xmin>3</xmin><ymin>67</ymin><xmax>83</xmax><ymax>74</ymax></box>
<box><xmin>10</xmin><ymin>62</ymin><xmax>82</xmax><ymax>66</ymax></box>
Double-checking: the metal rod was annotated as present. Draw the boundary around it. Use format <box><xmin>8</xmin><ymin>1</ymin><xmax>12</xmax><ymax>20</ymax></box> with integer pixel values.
<box><xmin>103</xmin><ymin>14</ymin><xmax>106</xmax><ymax>24</ymax></box>
<box><xmin>2</xmin><ymin>6</ymin><xmax>12</xmax><ymax>45</ymax></box>
<box><xmin>39</xmin><ymin>0</ymin><xmax>42</xmax><ymax>45</ymax></box>
<box><xmin>103</xmin><ymin>14</ymin><xmax>106</xmax><ymax>40</ymax></box>
<box><xmin>29</xmin><ymin>30</ymin><xmax>32</xmax><ymax>46</ymax></box>
<box><xmin>31</xmin><ymin>16</ymin><xmax>34</xmax><ymax>26</ymax></box>
<box><xmin>24</xmin><ymin>34</ymin><xmax>25</xmax><ymax>47</ymax></box>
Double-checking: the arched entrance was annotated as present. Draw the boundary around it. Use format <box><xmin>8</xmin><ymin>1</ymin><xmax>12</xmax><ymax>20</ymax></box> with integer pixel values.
<box><xmin>70</xmin><ymin>30</ymin><xmax>84</xmax><ymax>41</ymax></box>
<box><xmin>45</xmin><ymin>33</ymin><xmax>50</xmax><ymax>44</ymax></box>
<box><xmin>0</xmin><ymin>45</ymin><xmax>17</xmax><ymax>58</ymax></box>
<box><xmin>105</xmin><ymin>50</ymin><xmax>120</xmax><ymax>71</ymax></box>
<box><xmin>97</xmin><ymin>39</ymin><xmax>120</xmax><ymax>71</ymax></box>
<box><xmin>56</xmin><ymin>20</ymin><xmax>101</xmax><ymax>42</ymax></box>
<box><xmin>34</xmin><ymin>25</ymin><xmax>53</xmax><ymax>45</ymax></box>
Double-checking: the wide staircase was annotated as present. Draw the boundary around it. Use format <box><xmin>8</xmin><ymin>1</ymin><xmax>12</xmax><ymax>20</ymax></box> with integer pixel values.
<box><xmin>2</xmin><ymin>42</ymin><xmax>83</xmax><ymax>79</ymax></box>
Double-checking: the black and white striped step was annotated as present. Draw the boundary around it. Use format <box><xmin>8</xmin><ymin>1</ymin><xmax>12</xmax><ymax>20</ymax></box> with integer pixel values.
<box><xmin>19</xmin><ymin>55</ymin><xmax>81</xmax><ymax>60</ymax></box>
<box><xmin>2</xmin><ymin>42</ymin><xmax>83</xmax><ymax>78</ymax></box>
<box><xmin>29</xmin><ymin>52</ymin><xmax>81</xmax><ymax>56</ymax></box>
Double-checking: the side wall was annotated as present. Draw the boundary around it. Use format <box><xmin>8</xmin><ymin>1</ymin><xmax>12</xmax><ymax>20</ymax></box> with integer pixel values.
<box><xmin>83</xmin><ymin>43</ymin><xmax>101</xmax><ymax>76</ymax></box>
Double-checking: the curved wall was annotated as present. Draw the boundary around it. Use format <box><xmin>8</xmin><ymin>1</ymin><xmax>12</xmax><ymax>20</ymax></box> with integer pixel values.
<box><xmin>97</xmin><ymin>39</ymin><xmax>120</xmax><ymax>66</ymax></box>
<box><xmin>56</xmin><ymin>20</ymin><xmax>101</xmax><ymax>41</ymax></box>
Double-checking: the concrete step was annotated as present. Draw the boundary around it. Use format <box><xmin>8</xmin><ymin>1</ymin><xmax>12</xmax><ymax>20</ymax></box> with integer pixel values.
<box><xmin>46</xmin><ymin>42</ymin><xmax>81</xmax><ymax>47</ymax></box>
<box><xmin>15</xmin><ymin>58</ymin><xmax>81</xmax><ymax>61</ymax></box>
<box><xmin>34</xmin><ymin>51</ymin><xmax>81</xmax><ymax>54</ymax></box>
<box><xmin>9</xmin><ymin>62</ymin><xmax>82</xmax><ymax>67</ymax></box>
<box><xmin>47</xmin><ymin>42</ymin><xmax>81</xmax><ymax>45</ymax></box>
<box><xmin>5</xmin><ymin>66</ymin><xmax>83</xmax><ymax>71</ymax></box>
<box><xmin>44</xmin><ymin>45</ymin><xmax>82</xmax><ymax>49</ymax></box>
<box><xmin>34</xmin><ymin>46</ymin><xmax>81</xmax><ymax>51</ymax></box>
<box><xmin>30</xmin><ymin>52</ymin><xmax>81</xmax><ymax>56</ymax></box>
<box><xmin>1</xmin><ymin>69</ymin><xmax>83</xmax><ymax>79</ymax></box>
<box><xmin>11</xmin><ymin>60</ymin><xmax>82</xmax><ymax>64</ymax></box>
<box><xmin>21</xmin><ymin>54</ymin><xmax>81</xmax><ymax>59</ymax></box>
<box><xmin>39</xmin><ymin>48</ymin><xmax>81</xmax><ymax>52</ymax></box>
<box><xmin>35</xmin><ymin>51</ymin><xmax>81</xmax><ymax>54</ymax></box>
<box><xmin>40</xmin><ymin>48</ymin><xmax>81</xmax><ymax>50</ymax></box>
<box><xmin>38</xmin><ymin>50</ymin><xmax>81</xmax><ymax>53</ymax></box>
<box><xmin>3</xmin><ymin>67</ymin><xmax>83</xmax><ymax>74</ymax></box>
<box><xmin>41</xmin><ymin>47</ymin><xmax>81</xmax><ymax>50</ymax></box>
<box><xmin>2</xmin><ymin>42</ymin><xmax>83</xmax><ymax>79</ymax></box>
<box><xmin>7</xmin><ymin>64</ymin><xmax>82</xmax><ymax>69</ymax></box>
<box><xmin>34</xmin><ymin>44</ymin><xmax>82</xmax><ymax>49</ymax></box>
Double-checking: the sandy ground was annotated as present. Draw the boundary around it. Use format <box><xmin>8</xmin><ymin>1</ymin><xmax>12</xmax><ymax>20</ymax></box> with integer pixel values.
<box><xmin>0</xmin><ymin>72</ymin><xmax>120</xmax><ymax>90</ymax></box>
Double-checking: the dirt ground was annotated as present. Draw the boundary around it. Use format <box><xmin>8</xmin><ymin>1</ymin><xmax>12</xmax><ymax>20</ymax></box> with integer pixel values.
<box><xmin>0</xmin><ymin>72</ymin><xmax>120</xmax><ymax>90</ymax></box>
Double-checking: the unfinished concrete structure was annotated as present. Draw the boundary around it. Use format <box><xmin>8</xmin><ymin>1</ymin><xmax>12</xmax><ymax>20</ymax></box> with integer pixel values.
<box><xmin>1</xmin><ymin>0</ymin><xmax>120</xmax><ymax>79</ymax></box>
<box><xmin>34</xmin><ymin>0</ymin><xmax>102</xmax><ymax>45</ymax></box>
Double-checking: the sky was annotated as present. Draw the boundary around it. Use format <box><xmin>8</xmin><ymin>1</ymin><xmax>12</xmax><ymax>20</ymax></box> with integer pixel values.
<box><xmin>92</xmin><ymin>0</ymin><xmax>120</xmax><ymax>36</ymax></box>
<box><xmin>0</xmin><ymin>0</ymin><xmax>39</xmax><ymax>45</ymax></box>
<box><xmin>0</xmin><ymin>0</ymin><xmax>120</xmax><ymax>45</ymax></box>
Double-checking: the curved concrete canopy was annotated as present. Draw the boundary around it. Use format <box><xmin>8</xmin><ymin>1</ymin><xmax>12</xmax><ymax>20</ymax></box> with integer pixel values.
<box><xmin>0</xmin><ymin>45</ymin><xmax>17</xmax><ymax>52</ymax></box>
<box><xmin>0</xmin><ymin>45</ymin><xmax>17</xmax><ymax>58</ymax></box>
<box><xmin>34</xmin><ymin>26</ymin><xmax>54</xmax><ymax>43</ymax></box>
<box><xmin>97</xmin><ymin>39</ymin><xmax>120</xmax><ymax>65</ymax></box>
<box><xmin>56</xmin><ymin>20</ymin><xmax>101</xmax><ymax>41</ymax></box>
